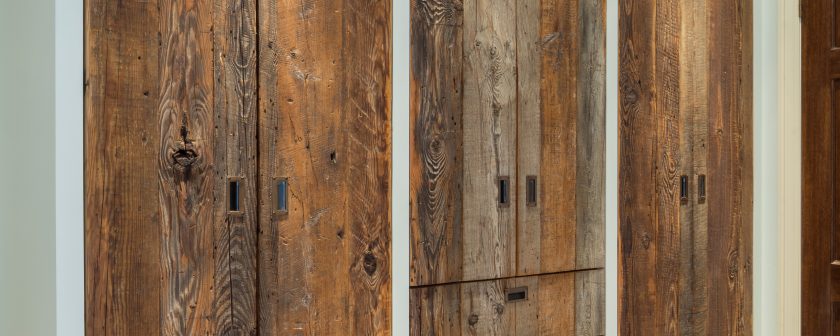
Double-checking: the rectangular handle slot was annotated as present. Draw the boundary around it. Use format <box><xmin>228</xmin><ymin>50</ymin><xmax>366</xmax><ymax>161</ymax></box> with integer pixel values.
<box><xmin>276</xmin><ymin>178</ymin><xmax>288</xmax><ymax>214</ymax></box>
<box><xmin>229</xmin><ymin>178</ymin><xmax>241</xmax><ymax>212</ymax></box>
<box><xmin>526</xmin><ymin>175</ymin><xmax>537</xmax><ymax>207</ymax></box>
<box><xmin>506</xmin><ymin>287</ymin><xmax>528</xmax><ymax>302</ymax></box>
<box><xmin>498</xmin><ymin>176</ymin><xmax>510</xmax><ymax>207</ymax></box>
<box><xmin>680</xmin><ymin>175</ymin><xmax>688</xmax><ymax>204</ymax></box>
<box><xmin>698</xmin><ymin>174</ymin><xmax>706</xmax><ymax>203</ymax></box>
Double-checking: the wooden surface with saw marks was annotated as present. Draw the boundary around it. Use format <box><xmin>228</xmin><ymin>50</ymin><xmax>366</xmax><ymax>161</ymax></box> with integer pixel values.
<box><xmin>618</xmin><ymin>0</ymin><xmax>752</xmax><ymax>334</ymax></box>
<box><xmin>86</xmin><ymin>0</ymin><xmax>391</xmax><ymax>334</ymax></box>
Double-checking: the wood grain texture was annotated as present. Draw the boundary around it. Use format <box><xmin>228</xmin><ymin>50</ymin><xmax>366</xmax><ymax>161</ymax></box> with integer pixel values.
<box><xmin>213</xmin><ymin>0</ymin><xmax>259</xmax><ymax>333</ymax></box>
<box><xmin>618</xmin><ymin>0</ymin><xmax>752</xmax><ymax>334</ymax></box>
<box><xmin>410</xmin><ymin>0</ymin><xmax>465</xmax><ymax>286</ymax></box>
<box><xmin>257</xmin><ymin>0</ymin><xmax>391</xmax><ymax>334</ymax></box>
<box><xmin>86</xmin><ymin>0</ymin><xmax>228</xmax><ymax>334</ymax></box>
<box><xmin>462</xmin><ymin>0</ymin><xmax>518</xmax><ymax>282</ymax></box>
<box><xmin>85</xmin><ymin>0</ymin><xmax>163</xmax><ymax>333</ymax></box>
<box><xmin>410</xmin><ymin>270</ymin><xmax>603</xmax><ymax>335</ymax></box>
<box><xmin>802</xmin><ymin>0</ymin><xmax>837</xmax><ymax>333</ymax></box>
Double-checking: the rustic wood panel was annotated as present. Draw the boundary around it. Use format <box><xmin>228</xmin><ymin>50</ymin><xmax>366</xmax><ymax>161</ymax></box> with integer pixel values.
<box><xmin>86</xmin><ymin>0</ymin><xmax>232</xmax><ymax>334</ymax></box>
<box><xmin>213</xmin><ymin>0</ymin><xmax>259</xmax><ymax>333</ymax></box>
<box><xmin>84</xmin><ymin>0</ymin><xmax>163</xmax><ymax>333</ymax></box>
<box><xmin>618</xmin><ymin>0</ymin><xmax>752</xmax><ymax>334</ymax></box>
<box><xmin>409</xmin><ymin>270</ymin><xmax>604</xmax><ymax>335</ymax></box>
<box><xmin>802</xmin><ymin>0</ymin><xmax>837</xmax><ymax>333</ymax></box>
<box><xmin>257</xmin><ymin>0</ymin><xmax>391</xmax><ymax>334</ymax></box>
<box><xmin>461</xmin><ymin>0</ymin><xmax>518</xmax><ymax>282</ymax></box>
<box><xmin>410</xmin><ymin>0</ymin><xmax>465</xmax><ymax>286</ymax></box>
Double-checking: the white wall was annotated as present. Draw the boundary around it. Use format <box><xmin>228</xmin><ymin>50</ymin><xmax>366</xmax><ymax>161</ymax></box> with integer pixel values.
<box><xmin>0</xmin><ymin>0</ymin><xmax>57</xmax><ymax>335</ymax></box>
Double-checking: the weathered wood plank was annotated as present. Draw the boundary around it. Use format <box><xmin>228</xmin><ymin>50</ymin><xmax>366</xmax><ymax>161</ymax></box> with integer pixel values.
<box><xmin>257</xmin><ymin>0</ymin><xmax>353</xmax><ymax>334</ymax></box>
<box><xmin>213</xmin><ymin>0</ymin><xmax>258</xmax><ymax>333</ymax></box>
<box><xmin>461</xmin><ymin>279</ymin><xmax>512</xmax><ymax>335</ymax></box>
<box><xmin>536</xmin><ymin>273</ymin><xmax>576</xmax><ymax>335</ymax></box>
<box><xmin>618</xmin><ymin>0</ymin><xmax>658</xmax><ymax>332</ymax></box>
<box><xmin>575</xmin><ymin>0</ymin><xmax>606</xmax><ymax>270</ymax></box>
<box><xmin>516</xmin><ymin>0</ymin><xmax>544</xmax><ymax>276</ymax></box>
<box><xmin>157</xmin><ymin>0</ymin><xmax>218</xmax><ymax>334</ymax></box>
<box><xmin>706</xmin><ymin>0</ymin><xmax>753</xmax><ymax>334</ymax></box>
<box><xmin>462</xmin><ymin>0</ymin><xmax>518</xmax><ymax>282</ymax></box>
<box><xmin>84</xmin><ymin>0</ymin><xmax>163</xmax><ymax>333</ymax></box>
<box><xmin>343</xmin><ymin>0</ymin><xmax>392</xmax><ymax>334</ymax></box>
<box><xmin>678</xmin><ymin>0</ymin><xmax>709</xmax><ymax>333</ymax></box>
<box><xmin>410</xmin><ymin>0</ymin><xmax>465</xmax><ymax>286</ymax></box>
<box><xmin>411</xmin><ymin>283</ymin><xmax>463</xmax><ymax>335</ymax></box>
<box><xmin>575</xmin><ymin>268</ymin><xmax>605</xmax><ymax>335</ymax></box>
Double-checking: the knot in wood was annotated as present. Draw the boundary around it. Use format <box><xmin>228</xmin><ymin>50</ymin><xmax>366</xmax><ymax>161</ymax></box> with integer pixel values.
<box><xmin>467</xmin><ymin>313</ymin><xmax>479</xmax><ymax>326</ymax></box>
<box><xmin>363</xmin><ymin>252</ymin><xmax>377</xmax><ymax>276</ymax></box>
<box><xmin>172</xmin><ymin>148</ymin><xmax>198</xmax><ymax>167</ymax></box>
<box><xmin>494</xmin><ymin>303</ymin><xmax>505</xmax><ymax>315</ymax></box>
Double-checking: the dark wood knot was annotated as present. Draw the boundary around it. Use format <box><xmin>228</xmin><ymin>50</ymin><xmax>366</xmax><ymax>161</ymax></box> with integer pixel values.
<box><xmin>467</xmin><ymin>313</ymin><xmax>479</xmax><ymax>326</ymax></box>
<box><xmin>363</xmin><ymin>252</ymin><xmax>377</xmax><ymax>276</ymax></box>
<box><xmin>172</xmin><ymin>148</ymin><xmax>198</xmax><ymax>167</ymax></box>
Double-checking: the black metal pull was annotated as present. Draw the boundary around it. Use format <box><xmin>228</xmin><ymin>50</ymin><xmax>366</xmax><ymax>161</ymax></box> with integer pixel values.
<box><xmin>498</xmin><ymin>176</ymin><xmax>510</xmax><ymax>207</ymax></box>
<box><xmin>276</xmin><ymin>178</ymin><xmax>288</xmax><ymax>214</ymax></box>
<box><xmin>506</xmin><ymin>287</ymin><xmax>528</xmax><ymax>302</ymax></box>
<box><xmin>680</xmin><ymin>175</ymin><xmax>688</xmax><ymax>204</ymax></box>
<box><xmin>229</xmin><ymin>178</ymin><xmax>241</xmax><ymax>212</ymax></box>
<box><xmin>526</xmin><ymin>175</ymin><xmax>537</xmax><ymax>207</ymax></box>
<box><xmin>698</xmin><ymin>174</ymin><xmax>706</xmax><ymax>203</ymax></box>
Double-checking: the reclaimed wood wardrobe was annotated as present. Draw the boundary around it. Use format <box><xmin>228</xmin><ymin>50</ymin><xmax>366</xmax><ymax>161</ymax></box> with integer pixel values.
<box><xmin>618</xmin><ymin>0</ymin><xmax>753</xmax><ymax>334</ymax></box>
<box><xmin>84</xmin><ymin>0</ymin><xmax>391</xmax><ymax>334</ymax></box>
<box><xmin>409</xmin><ymin>0</ymin><xmax>606</xmax><ymax>334</ymax></box>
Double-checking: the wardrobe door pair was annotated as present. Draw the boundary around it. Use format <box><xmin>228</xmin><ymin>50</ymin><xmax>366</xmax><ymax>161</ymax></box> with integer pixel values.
<box><xmin>84</xmin><ymin>0</ymin><xmax>391</xmax><ymax>335</ymax></box>
<box><xmin>618</xmin><ymin>0</ymin><xmax>752</xmax><ymax>334</ymax></box>
<box><xmin>409</xmin><ymin>0</ymin><xmax>605</xmax><ymax>333</ymax></box>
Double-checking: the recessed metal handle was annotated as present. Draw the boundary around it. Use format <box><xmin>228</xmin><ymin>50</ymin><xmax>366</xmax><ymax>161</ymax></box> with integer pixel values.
<box><xmin>680</xmin><ymin>175</ymin><xmax>689</xmax><ymax>204</ymax></box>
<box><xmin>276</xmin><ymin>178</ymin><xmax>288</xmax><ymax>214</ymax></box>
<box><xmin>498</xmin><ymin>176</ymin><xmax>510</xmax><ymax>207</ymax></box>
<box><xmin>506</xmin><ymin>287</ymin><xmax>528</xmax><ymax>302</ymax></box>
<box><xmin>526</xmin><ymin>175</ymin><xmax>537</xmax><ymax>207</ymax></box>
<box><xmin>228</xmin><ymin>177</ymin><xmax>241</xmax><ymax>213</ymax></box>
<box><xmin>697</xmin><ymin>175</ymin><xmax>706</xmax><ymax>203</ymax></box>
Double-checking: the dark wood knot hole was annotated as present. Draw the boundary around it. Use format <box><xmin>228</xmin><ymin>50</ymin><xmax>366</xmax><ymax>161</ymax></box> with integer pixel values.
<box><xmin>363</xmin><ymin>252</ymin><xmax>377</xmax><ymax>276</ymax></box>
<box><xmin>172</xmin><ymin>148</ymin><xmax>198</xmax><ymax>167</ymax></box>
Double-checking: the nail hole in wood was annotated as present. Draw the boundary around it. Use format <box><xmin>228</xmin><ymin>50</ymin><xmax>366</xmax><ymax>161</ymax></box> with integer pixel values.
<box><xmin>330</xmin><ymin>151</ymin><xmax>337</xmax><ymax>164</ymax></box>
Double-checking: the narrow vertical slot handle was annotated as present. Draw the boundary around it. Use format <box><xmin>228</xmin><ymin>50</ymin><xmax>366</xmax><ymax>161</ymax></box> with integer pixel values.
<box><xmin>526</xmin><ymin>175</ymin><xmax>537</xmax><ymax>207</ymax></box>
<box><xmin>680</xmin><ymin>175</ymin><xmax>689</xmax><ymax>204</ymax></box>
<box><xmin>498</xmin><ymin>176</ymin><xmax>510</xmax><ymax>207</ymax></box>
<box><xmin>276</xmin><ymin>178</ymin><xmax>288</xmax><ymax>214</ymax></box>
<box><xmin>229</xmin><ymin>178</ymin><xmax>241</xmax><ymax>213</ymax></box>
<box><xmin>698</xmin><ymin>174</ymin><xmax>706</xmax><ymax>203</ymax></box>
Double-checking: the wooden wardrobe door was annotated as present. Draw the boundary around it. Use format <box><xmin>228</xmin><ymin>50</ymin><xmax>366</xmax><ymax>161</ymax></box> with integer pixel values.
<box><xmin>256</xmin><ymin>0</ymin><xmax>392</xmax><ymax>334</ymax></box>
<box><xmin>618</xmin><ymin>0</ymin><xmax>752</xmax><ymax>334</ymax></box>
<box><xmin>85</xmin><ymin>0</ymin><xmax>258</xmax><ymax>334</ymax></box>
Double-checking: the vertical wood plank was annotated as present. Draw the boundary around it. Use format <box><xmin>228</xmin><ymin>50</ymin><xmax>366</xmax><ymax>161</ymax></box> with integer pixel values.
<box><xmin>343</xmin><ymin>0</ymin><xmax>392</xmax><ymax>334</ymax></box>
<box><xmin>462</xmin><ymin>0</ymin><xmax>518</xmax><ymax>282</ymax></box>
<box><xmin>461</xmin><ymin>280</ymin><xmax>512</xmax><ymax>335</ymax></box>
<box><xmin>157</xmin><ymin>0</ymin><xmax>218</xmax><ymax>334</ymax></box>
<box><xmin>511</xmin><ymin>276</ymin><xmax>539</xmax><ymax>335</ymax></box>
<box><xmin>257</xmin><ymin>0</ymin><xmax>352</xmax><ymax>334</ymax></box>
<box><xmin>678</xmin><ymin>0</ymin><xmax>709</xmax><ymax>333</ymax></box>
<box><xmin>213</xmin><ymin>0</ymin><xmax>258</xmax><ymax>333</ymax></box>
<box><xmin>706</xmin><ymin>0</ymin><xmax>753</xmax><ymax>334</ymax></box>
<box><xmin>516</xmin><ymin>0</ymin><xmax>543</xmax><ymax>276</ymax></box>
<box><xmin>575</xmin><ymin>269</ymin><xmax>606</xmax><ymax>336</ymax></box>
<box><xmin>538</xmin><ymin>0</ymin><xmax>579</xmax><ymax>274</ymax></box>
<box><xmin>575</xmin><ymin>0</ymin><xmax>606</xmax><ymax>270</ymax></box>
<box><xmin>410</xmin><ymin>0</ymin><xmax>465</xmax><ymax>286</ymax></box>
<box><xmin>413</xmin><ymin>284</ymin><xmax>463</xmax><ymax>335</ymax></box>
<box><xmin>618</xmin><ymin>0</ymin><xmax>658</xmax><ymax>332</ymax></box>
<box><xmin>84</xmin><ymin>0</ymin><xmax>162</xmax><ymax>334</ymax></box>
<box><xmin>537</xmin><ymin>273</ymin><xmax>576</xmax><ymax>335</ymax></box>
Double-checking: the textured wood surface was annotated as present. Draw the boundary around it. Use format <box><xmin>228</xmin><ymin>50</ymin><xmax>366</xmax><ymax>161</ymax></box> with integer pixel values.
<box><xmin>257</xmin><ymin>0</ymin><xmax>392</xmax><ymax>334</ymax></box>
<box><xmin>618</xmin><ymin>0</ymin><xmax>752</xmax><ymax>334</ymax></box>
<box><xmin>410</xmin><ymin>0</ymin><xmax>606</xmax><ymax>287</ymax></box>
<box><xmin>87</xmin><ymin>0</ymin><xmax>390</xmax><ymax>334</ymax></box>
<box><xmin>409</xmin><ymin>270</ymin><xmax>605</xmax><ymax>336</ymax></box>
<box><xmin>802</xmin><ymin>1</ymin><xmax>840</xmax><ymax>333</ymax></box>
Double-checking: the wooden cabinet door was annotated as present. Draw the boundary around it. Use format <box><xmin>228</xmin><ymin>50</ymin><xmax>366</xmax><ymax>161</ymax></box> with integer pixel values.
<box><xmin>409</xmin><ymin>0</ymin><xmax>606</xmax><ymax>287</ymax></box>
<box><xmin>618</xmin><ymin>0</ymin><xmax>752</xmax><ymax>334</ymax></box>
<box><xmin>84</xmin><ymin>0</ymin><xmax>391</xmax><ymax>334</ymax></box>
<box><xmin>803</xmin><ymin>0</ymin><xmax>840</xmax><ymax>334</ymax></box>
<box><xmin>410</xmin><ymin>270</ymin><xmax>605</xmax><ymax>336</ymax></box>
